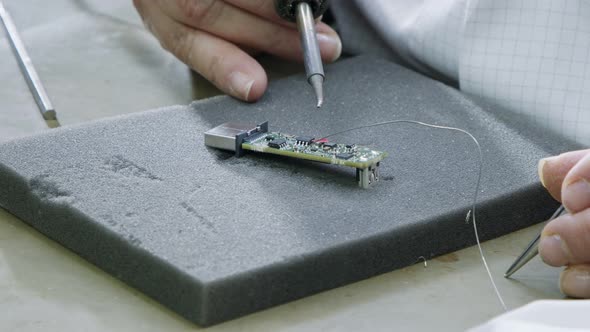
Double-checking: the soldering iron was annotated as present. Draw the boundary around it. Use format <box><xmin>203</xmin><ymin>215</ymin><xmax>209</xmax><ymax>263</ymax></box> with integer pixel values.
<box><xmin>274</xmin><ymin>0</ymin><xmax>329</xmax><ymax>108</ymax></box>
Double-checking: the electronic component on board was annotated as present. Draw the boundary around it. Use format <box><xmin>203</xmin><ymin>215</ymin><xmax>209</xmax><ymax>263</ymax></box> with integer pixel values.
<box><xmin>204</xmin><ymin>122</ymin><xmax>387</xmax><ymax>188</ymax></box>
<box><xmin>323</xmin><ymin>142</ymin><xmax>337</xmax><ymax>149</ymax></box>
<box><xmin>335</xmin><ymin>153</ymin><xmax>354</xmax><ymax>160</ymax></box>
<box><xmin>295</xmin><ymin>136</ymin><xmax>314</xmax><ymax>145</ymax></box>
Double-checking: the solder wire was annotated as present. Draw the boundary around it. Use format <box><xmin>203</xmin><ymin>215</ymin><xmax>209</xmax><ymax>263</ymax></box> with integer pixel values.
<box><xmin>320</xmin><ymin>120</ymin><xmax>508</xmax><ymax>312</ymax></box>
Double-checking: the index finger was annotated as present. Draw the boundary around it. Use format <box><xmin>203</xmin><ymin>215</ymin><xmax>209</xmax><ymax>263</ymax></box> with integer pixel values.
<box><xmin>539</xmin><ymin>149</ymin><xmax>590</xmax><ymax>202</ymax></box>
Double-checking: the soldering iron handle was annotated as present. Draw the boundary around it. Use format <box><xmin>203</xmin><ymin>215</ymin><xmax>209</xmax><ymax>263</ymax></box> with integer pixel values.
<box><xmin>274</xmin><ymin>0</ymin><xmax>329</xmax><ymax>22</ymax></box>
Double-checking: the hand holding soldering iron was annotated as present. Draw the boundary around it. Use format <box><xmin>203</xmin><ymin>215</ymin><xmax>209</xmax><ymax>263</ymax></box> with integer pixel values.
<box><xmin>132</xmin><ymin>0</ymin><xmax>341</xmax><ymax>104</ymax></box>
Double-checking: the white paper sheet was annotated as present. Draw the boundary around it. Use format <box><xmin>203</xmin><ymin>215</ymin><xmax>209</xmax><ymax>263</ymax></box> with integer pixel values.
<box><xmin>469</xmin><ymin>300</ymin><xmax>590</xmax><ymax>332</ymax></box>
<box><xmin>355</xmin><ymin>0</ymin><xmax>590</xmax><ymax>146</ymax></box>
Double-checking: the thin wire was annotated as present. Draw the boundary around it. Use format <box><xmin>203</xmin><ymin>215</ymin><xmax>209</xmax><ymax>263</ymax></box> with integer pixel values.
<box><xmin>320</xmin><ymin>120</ymin><xmax>508</xmax><ymax>311</ymax></box>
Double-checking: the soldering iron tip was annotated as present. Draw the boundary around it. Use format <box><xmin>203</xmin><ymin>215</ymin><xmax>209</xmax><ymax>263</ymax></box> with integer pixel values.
<box><xmin>316</xmin><ymin>97</ymin><xmax>324</xmax><ymax>108</ymax></box>
<box><xmin>309</xmin><ymin>74</ymin><xmax>324</xmax><ymax>108</ymax></box>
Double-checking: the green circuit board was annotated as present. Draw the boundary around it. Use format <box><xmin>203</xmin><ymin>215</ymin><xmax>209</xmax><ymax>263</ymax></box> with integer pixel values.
<box><xmin>242</xmin><ymin>132</ymin><xmax>387</xmax><ymax>169</ymax></box>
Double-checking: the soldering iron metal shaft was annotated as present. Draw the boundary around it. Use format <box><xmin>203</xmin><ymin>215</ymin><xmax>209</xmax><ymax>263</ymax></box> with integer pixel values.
<box><xmin>295</xmin><ymin>2</ymin><xmax>324</xmax><ymax>108</ymax></box>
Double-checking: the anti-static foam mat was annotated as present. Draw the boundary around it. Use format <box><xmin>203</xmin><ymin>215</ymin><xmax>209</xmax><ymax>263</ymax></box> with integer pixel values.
<box><xmin>0</xmin><ymin>57</ymin><xmax>581</xmax><ymax>326</ymax></box>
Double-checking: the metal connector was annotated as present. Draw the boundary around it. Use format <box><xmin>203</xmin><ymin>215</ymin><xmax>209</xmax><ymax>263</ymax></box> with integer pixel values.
<box><xmin>204</xmin><ymin>122</ymin><xmax>268</xmax><ymax>157</ymax></box>
<box><xmin>356</xmin><ymin>163</ymin><xmax>380</xmax><ymax>189</ymax></box>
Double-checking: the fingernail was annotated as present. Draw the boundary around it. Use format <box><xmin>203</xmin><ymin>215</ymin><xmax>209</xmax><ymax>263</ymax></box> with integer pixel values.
<box><xmin>317</xmin><ymin>33</ymin><xmax>342</xmax><ymax>62</ymax></box>
<box><xmin>539</xmin><ymin>234</ymin><xmax>570</xmax><ymax>266</ymax></box>
<box><xmin>560</xmin><ymin>266</ymin><xmax>590</xmax><ymax>298</ymax></box>
<box><xmin>538</xmin><ymin>158</ymin><xmax>548</xmax><ymax>187</ymax></box>
<box><xmin>563</xmin><ymin>179</ymin><xmax>590</xmax><ymax>213</ymax></box>
<box><xmin>538</xmin><ymin>156</ymin><xmax>557</xmax><ymax>187</ymax></box>
<box><xmin>228</xmin><ymin>72</ymin><xmax>255</xmax><ymax>101</ymax></box>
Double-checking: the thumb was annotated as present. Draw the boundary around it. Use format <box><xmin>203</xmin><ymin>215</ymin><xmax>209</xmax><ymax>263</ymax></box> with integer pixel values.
<box><xmin>538</xmin><ymin>149</ymin><xmax>590</xmax><ymax>202</ymax></box>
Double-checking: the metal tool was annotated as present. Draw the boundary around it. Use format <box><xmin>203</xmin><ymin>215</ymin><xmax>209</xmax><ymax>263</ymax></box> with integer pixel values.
<box><xmin>275</xmin><ymin>0</ymin><xmax>329</xmax><ymax>108</ymax></box>
<box><xmin>0</xmin><ymin>1</ymin><xmax>56</xmax><ymax>120</ymax></box>
<box><xmin>504</xmin><ymin>205</ymin><xmax>566</xmax><ymax>278</ymax></box>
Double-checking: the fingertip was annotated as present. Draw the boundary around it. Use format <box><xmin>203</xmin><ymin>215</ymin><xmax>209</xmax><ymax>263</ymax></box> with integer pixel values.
<box><xmin>315</xmin><ymin>21</ymin><xmax>335</xmax><ymax>34</ymax></box>
<box><xmin>540</xmin><ymin>155</ymin><xmax>563</xmax><ymax>201</ymax></box>
<box><xmin>562</xmin><ymin>153</ymin><xmax>590</xmax><ymax>213</ymax></box>
<box><xmin>245</xmin><ymin>71</ymin><xmax>267</xmax><ymax>102</ymax></box>
<box><xmin>542</xmin><ymin>150</ymin><xmax>590</xmax><ymax>203</ymax></box>
<box><xmin>316</xmin><ymin>32</ymin><xmax>342</xmax><ymax>63</ymax></box>
<box><xmin>539</xmin><ymin>231</ymin><xmax>571</xmax><ymax>267</ymax></box>
<box><xmin>538</xmin><ymin>158</ymin><xmax>549</xmax><ymax>188</ymax></box>
<box><xmin>560</xmin><ymin>265</ymin><xmax>590</xmax><ymax>298</ymax></box>
<box><xmin>244</xmin><ymin>62</ymin><xmax>267</xmax><ymax>102</ymax></box>
<box><xmin>562</xmin><ymin>179</ymin><xmax>590</xmax><ymax>214</ymax></box>
<box><xmin>225</xmin><ymin>64</ymin><xmax>267</xmax><ymax>102</ymax></box>
<box><xmin>541</xmin><ymin>210</ymin><xmax>590</xmax><ymax>266</ymax></box>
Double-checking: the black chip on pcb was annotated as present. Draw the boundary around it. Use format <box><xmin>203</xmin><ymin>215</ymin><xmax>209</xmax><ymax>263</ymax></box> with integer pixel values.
<box><xmin>295</xmin><ymin>136</ymin><xmax>314</xmax><ymax>145</ymax></box>
<box><xmin>336</xmin><ymin>153</ymin><xmax>354</xmax><ymax>160</ymax></box>
<box><xmin>268</xmin><ymin>138</ymin><xmax>287</xmax><ymax>149</ymax></box>
<box><xmin>323</xmin><ymin>142</ymin><xmax>337</xmax><ymax>149</ymax></box>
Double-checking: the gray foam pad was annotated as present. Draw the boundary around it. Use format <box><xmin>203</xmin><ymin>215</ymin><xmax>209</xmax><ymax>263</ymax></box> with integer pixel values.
<box><xmin>0</xmin><ymin>57</ymin><xmax>580</xmax><ymax>326</ymax></box>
